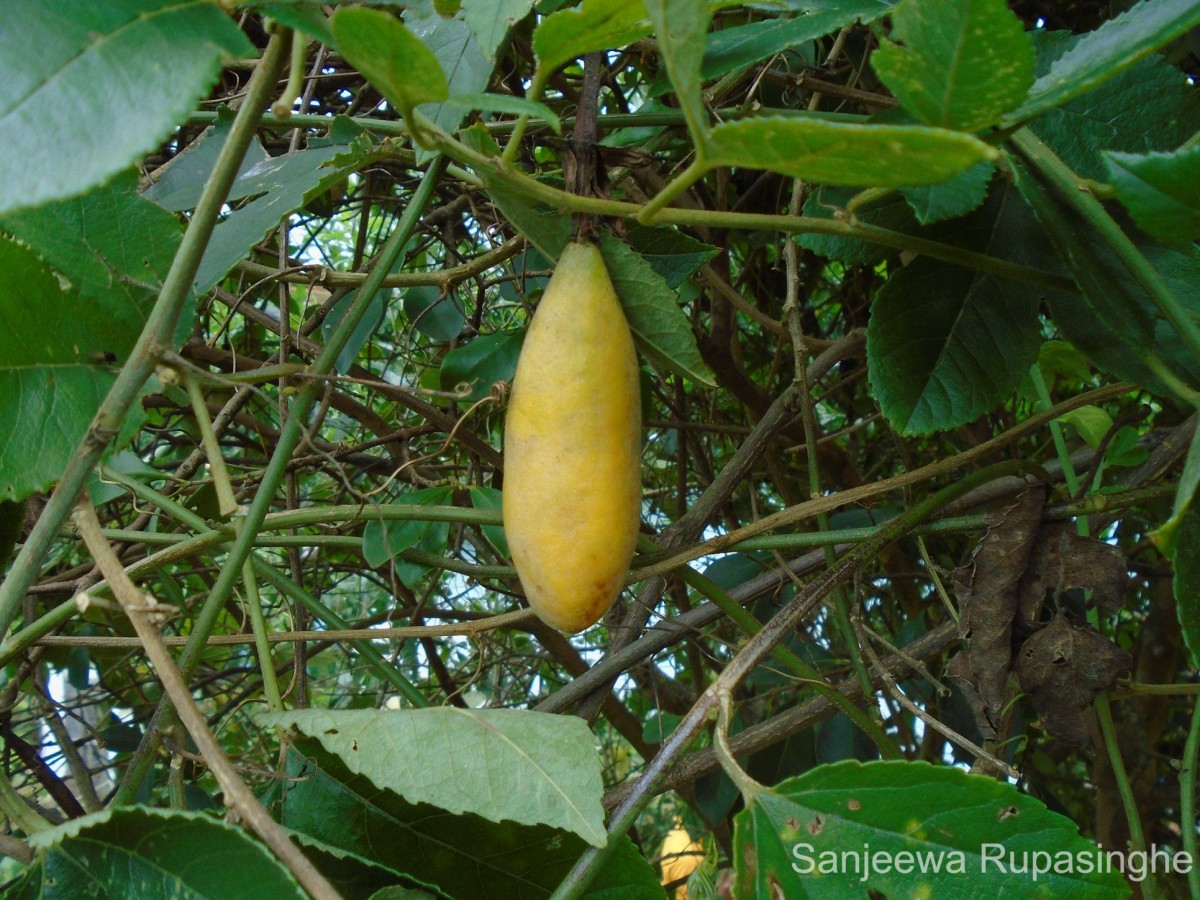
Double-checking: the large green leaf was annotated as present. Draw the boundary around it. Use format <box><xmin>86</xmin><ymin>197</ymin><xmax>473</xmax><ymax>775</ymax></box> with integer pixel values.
<box><xmin>481</xmin><ymin>181</ymin><xmax>570</xmax><ymax>263</ymax></box>
<box><xmin>1105</xmin><ymin>146</ymin><xmax>1200</xmax><ymax>243</ymax></box>
<box><xmin>193</xmin><ymin>138</ymin><xmax>372</xmax><ymax>293</ymax></box>
<box><xmin>532</xmin><ymin>0</ymin><xmax>651</xmax><ymax>84</ymax></box>
<box><xmin>0</xmin><ymin>0</ymin><xmax>252</xmax><ymax>215</ymax></box>
<box><xmin>873</xmin><ymin>0</ymin><xmax>1033</xmax><ymax>132</ymax></box>
<box><xmin>142</xmin><ymin>106</ymin><xmax>271</xmax><ymax>212</ymax></box>
<box><xmin>262</xmin><ymin>708</ymin><xmax>608</xmax><ymax>846</ymax></box>
<box><xmin>440</xmin><ymin>330</ymin><xmax>526</xmax><ymax>401</ymax></box>
<box><xmin>900</xmin><ymin>161</ymin><xmax>994</xmax><ymax>224</ymax></box>
<box><xmin>623</xmin><ymin>222</ymin><xmax>720</xmax><ymax>289</ymax></box>
<box><xmin>701</xmin><ymin>0</ymin><xmax>893</xmax><ymax>80</ymax></box>
<box><xmin>333</xmin><ymin>8</ymin><xmax>449</xmax><ymax>121</ymax></box>
<box><xmin>361</xmin><ymin>487</ymin><xmax>454</xmax><ymax>568</ymax></box>
<box><xmin>734</xmin><ymin>760</ymin><xmax>1129</xmax><ymax>897</ymax></box>
<box><xmin>407</xmin><ymin>12</ymin><xmax>492</xmax><ymax>152</ymax></box>
<box><xmin>24</xmin><ymin>806</ymin><xmax>304</xmax><ymax>899</ymax></box>
<box><xmin>798</xmin><ymin>187</ymin><xmax>921</xmax><ymax>264</ymax></box>
<box><xmin>284</xmin><ymin>828</ymin><xmax>410</xmax><ymax>899</ymax></box>
<box><xmin>599</xmin><ymin>234</ymin><xmax>716</xmax><ymax>387</ymax></box>
<box><xmin>462</xmin><ymin>0</ymin><xmax>533</xmax><ymax>61</ymax></box>
<box><xmin>1004</xmin><ymin>0</ymin><xmax>1200</xmax><ymax>126</ymax></box>
<box><xmin>2</xmin><ymin>171</ymin><xmax>182</xmax><ymax>303</ymax></box>
<box><xmin>1027</xmin><ymin>33</ymin><xmax>1200</xmax><ymax>181</ymax></box>
<box><xmin>704</xmin><ymin>116</ymin><xmax>998</xmax><ymax>187</ymax></box>
<box><xmin>866</xmin><ymin>257</ymin><xmax>1040</xmax><ymax>434</ymax></box>
<box><xmin>644</xmin><ymin>0</ymin><xmax>712</xmax><ymax>143</ymax></box>
<box><xmin>281</xmin><ymin>740</ymin><xmax>662</xmax><ymax>900</ymax></box>
<box><xmin>0</xmin><ymin>173</ymin><xmax>187</xmax><ymax>501</ymax></box>
<box><xmin>1012</xmin><ymin>156</ymin><xmax>1200</xmax><ymax>394</ymax></box>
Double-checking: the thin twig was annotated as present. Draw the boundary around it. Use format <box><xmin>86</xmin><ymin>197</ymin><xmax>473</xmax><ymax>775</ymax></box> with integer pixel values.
<box><xmin>72</xmin><ymin>498</ymin><xmax>339</xmax><ymax>900</ymax></box>
<box><xmin>853</xmin><ymin>615</ymin><xmax>1016</xmax><ymax>779</ymax></box>
<box><xmin>35</xmin><ymin>608</ymin><xmax>536</xmax><ymax>649</ymax></box>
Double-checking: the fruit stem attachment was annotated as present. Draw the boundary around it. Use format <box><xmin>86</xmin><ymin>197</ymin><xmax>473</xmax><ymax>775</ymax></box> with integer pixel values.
<box><xmin>568</xmin><ymin>52</ymin><xmax>605</xmax><ymax>241</ymax></box>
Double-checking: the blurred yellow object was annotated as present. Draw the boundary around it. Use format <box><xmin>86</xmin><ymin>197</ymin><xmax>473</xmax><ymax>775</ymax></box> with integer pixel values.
<box><xmin>660</xmin><ymin>822</ymin><xmax>704</xmax><ymax>899</ymax></box>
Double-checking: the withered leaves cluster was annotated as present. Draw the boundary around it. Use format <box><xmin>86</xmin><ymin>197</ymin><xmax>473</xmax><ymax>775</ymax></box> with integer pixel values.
<box><xmin>948</xmin><ymin>488</ymin><xmax>1132</xmax><ymax>745</ymax></box>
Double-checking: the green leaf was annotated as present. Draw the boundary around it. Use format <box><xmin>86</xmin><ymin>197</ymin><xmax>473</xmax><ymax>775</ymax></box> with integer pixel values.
<box><xmin>461</xmin><ymin>0</ymin><xmax>533</xmax><ymax>61</ymax></box>
<box><xmin>866</xmin><ymin>257</ymin><xmax>1040</xmax><ymax>434</ymax></box>
<box><xmin>532</xmin><ymin>0</ymin><xmax>651</xmax><ymax>85</ymax></box>
<box><xmin>142</xmin><ymin>106</ymin><xmax>271</xmax><ymax>212</ymax></box>
<box><xmin>442</xmin><ymin>92</ymin><xmax>562</xmax><ymax>134</ymax></box>
<box><xmin>624</xmin><ymin>222</ymin><xmax>720</xmax><ymax>289</ymax></box>
<box><xmin>702</xmin><ymin>0</ymin><xmax>892</xmax><ymax>80</ymax></box>
<box><xmin>1027</xmin><ymin>33</ymin><xmax>1200</xmax><ymax>181</ymax></box>
<box><xmin>1</xmin><ymin>171</ymin><xmax>182</xmax><ymax>304</ymax></box>
<box><xmin>194</xmin><ymin>140</ymin><xmax>369</xmax><ymax>293</ymax></box>
<box><xmin>1011</xmin><ymin>158</ymin><xmax>1200</xmax><ymax>395</ymax></box>
<box><xmin>1005</xmin><ymin>0</ymin><xmax>1200</xmax><ymax>126</ymax></box>
<box><xmin>872</xmin><ymin>0</ymin><xmax>1033</xmax><ymax>132</ymax></box>
<box><xmin>1151</xmin><ymin>421</ymin><xmax>1200</xmax><ymax>554</ymax></box>
<box><xmin>599</xmin><ymin>234</ymin><xmax>716</xmax><ymax>387</ymax></box>
<box><xmin>1102</xmin><ymin>425</ymin><xmax>1149</xmax><ymax>468</ymax></box>
<box><xmin>0</xmin><ymin>231</ymin><xmax>163</xmax><ymax>502</ymax></box>
<box><xmin>0</xmin><ymin>0</ymin><xmax>252</xmax><ymax>215</ymax></box>
<box><xmin>899</xmin><ymin>160</ymin><xmax>994</xmax><ymax>224</ymax></box>
<box><xmin>1058</xmin><ymin>406</ymin><xmax>1114</xmax><ymax>449</ymax></box>
<box><xmin>1019</xmin><ymin>339</ymin><xmax>1093</xmax><ymax>399</ymax></box>
<box><xmin>284</xmin><ymin>828</ymin><xmax>409</xmax><ymax>898</ymax></box>
<box><xmin>440</xmin><ymin>331</ymin><xmax>526</xmax><ymax>401</ymax></box>
<box><xmin>469</xmin><ymin>485</ymin><xmax>509</xmax><ymax>555</ymax></box>
<box><xmin>1105</xmin><ymin>146</ymin><xmax>1200</xmax><ymax>243</ymax></box>
<box><xmin>25</xmin><ymin>806</ymin><xmax>304</xmax><ymax>899</ymax></box>
<box><xmin>403</xmin><ymin>285</ymin><xmax>466</xmax><ymax>342</ymax></box>
<box><xmin>332</xmin><ymin>8</ymin><xmax>449</xmax><ymax>120</ymax></box>
<box><xmin>263</xmin><ymin>708</ymin><xmax>607</xmax><ymax>846</ymax></box>
<box><xmin>322</xmin><ymin>288</ymin><xmax>389</xmax><ymax>374</ymax></box>
<box><xmin>704</xmin><ymin>116</ymin><xmax>998</xmax><ymax>187</ymax></box>
<box><xmin>257</xmin><ymin>4</ymin><xmax>337</xmax><ymax>48</ymax></box>
<box><xmin>407</xmin><ymin>13</ymin><xmax>492</xmax><ymax>150</ymax></box>
<box><xmin>281</xmin><ymin>740</ymin><xmax>662</xmax><ymax>900</ymax></box>
<box><xmin>362</xmin><ymin>487</ymin><xmax>455</xmax><ymax>568</ymax></box>
<box><xmin>798</xmin><ymin>187</ymin><xmax>919</xmax><ymax>264</ymax></box>
<box><xmin>1171</xmin><ymin>503</ymin><xmax>1200</xmax><ymax>669</ymax></box>
<box><xmin>643</xmin><ymin>0</ymin><xmax>712</xmax><ymax>143</ymax></box>
<box><xmin>481</xmin><ymin>179</ymin><xmax>571</xmax><ymax>259</ymax></box>
<box><xmin>733</xmin><ymin>760</ymin><xmax>1129</xmax><ymax>897</ymax></box>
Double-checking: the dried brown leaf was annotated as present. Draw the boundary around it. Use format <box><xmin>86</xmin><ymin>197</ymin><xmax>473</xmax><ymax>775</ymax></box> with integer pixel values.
<box><xmin>944</xmin><ymin>652</ymin><xmax>997</xmax><ymax>740</ymax></box>
<box><xmin>1016</xmin><ymin>523</ymin><xmax>1128</xmax><ymax>624</ymax></box>
<box><xmin>1015</xmin><ymin>613</ymin><xmax>1132</xmax><ymax>744</ymax></box>
<box><xmin>956</xmin><ymin>488</ymin><xmax>1046</xmax><ymax>719</ymax></box>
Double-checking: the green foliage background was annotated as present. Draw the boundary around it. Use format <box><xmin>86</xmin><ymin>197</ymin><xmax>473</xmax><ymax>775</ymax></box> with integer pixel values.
<box><xmin>1</xmin><ymin>0</ymin><xmax>1199</xmax><ymax>897</ymax></box>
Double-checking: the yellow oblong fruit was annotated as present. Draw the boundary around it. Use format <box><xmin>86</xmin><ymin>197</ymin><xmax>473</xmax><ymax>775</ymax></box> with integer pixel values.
<box><xmin>502</xmin><ymin>241</ymin><xmax>642</xmax><ymax>634</ymax></box>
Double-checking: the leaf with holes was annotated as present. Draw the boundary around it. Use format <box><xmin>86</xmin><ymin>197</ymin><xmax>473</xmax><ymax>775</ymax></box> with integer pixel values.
<box><xmin>733</xmin><ymin>760</ymin><xmax>1128</xmax><ymax>897</ymax></box>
